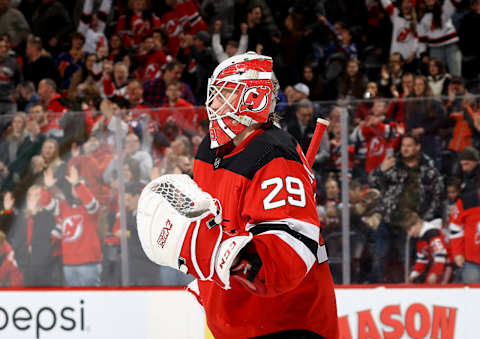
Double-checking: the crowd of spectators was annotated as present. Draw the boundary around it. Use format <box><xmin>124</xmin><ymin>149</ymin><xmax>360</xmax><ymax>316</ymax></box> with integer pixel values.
<box><xmin>0</xmin><ymin>0</ymin><xmax>480</xmax><ymax>287</ymax></box>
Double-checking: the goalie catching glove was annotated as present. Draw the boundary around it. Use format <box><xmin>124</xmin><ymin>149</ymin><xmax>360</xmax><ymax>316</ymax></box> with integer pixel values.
<box><xmin>137</xmin><ymin>174</ymin><xmax>252</xmax><ymax>289</ymax></box>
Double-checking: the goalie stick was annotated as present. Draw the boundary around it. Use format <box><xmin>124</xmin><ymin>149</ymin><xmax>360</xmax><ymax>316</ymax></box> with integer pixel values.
<box><xmin>305</xmin><ymin>118</ymin><xmax>329</xmax><ymax>167</ymax></box>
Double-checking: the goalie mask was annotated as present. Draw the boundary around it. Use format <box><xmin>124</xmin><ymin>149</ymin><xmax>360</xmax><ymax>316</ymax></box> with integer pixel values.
<box><xmin>206</xmin><ymin>52</ymin><xmax>278</xmax><ymax>148</ymax></box>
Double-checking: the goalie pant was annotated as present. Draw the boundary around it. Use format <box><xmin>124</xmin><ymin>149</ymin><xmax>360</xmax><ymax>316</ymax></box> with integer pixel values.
<box><xmin>193</xmin><ymin>125</ymin><xmax>338</xmax><ymax>339</ymax></box>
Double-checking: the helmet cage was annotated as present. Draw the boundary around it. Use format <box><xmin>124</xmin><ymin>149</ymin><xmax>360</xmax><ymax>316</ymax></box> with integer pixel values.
<box><xmin>206</xmin><ymin>78</ymin><xmax>247</xmax><ymax>124</ymax></box>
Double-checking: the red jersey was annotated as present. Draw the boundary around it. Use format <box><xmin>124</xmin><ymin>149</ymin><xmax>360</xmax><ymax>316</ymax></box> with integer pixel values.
<box><xmin>116</xmin><ymin>12</ymin><xmax>161</xmax><ymax>49</ymax></box>
<box><xmin>41</xmin><ymin>184</ymin><xmax>102</xmax><ymax>265</ymax></box>
<box><xmin>46</xmin><ymin>93</ymin><xmax>69</xmax><ymax>121</ymax></box>
<box><xmin>449</xmin><ymin>189</ymin><xmax>480</xmax><ymax>264</ymax></box>
<box><xmin>136</xmin><ymin>49</ymin><xmax>167</xmax><ymax>82</ymax></box>
<box><xmin>161</xmin><ymin>10</ymin><xmax>182</xmax><ymax>56</ymax></box>
<box><xmin>354</xmin><ymin>120</ymin><xmax>397</xmax><ymax>173</ymax></box>
<box><xmin>175</xmin><ymin>0</ymin><xmax>208</xmax><ymax>35</ymax></box>
<box><xmin>193</xmin><ymin>125</ymin><xmax>338</xmax><ymax>339</ymax></box>
<box><xmin>0</xmin><ymin>240</ymin><xmax>23</xmax><ymax>287</ymax></box>
<box><xmin>411</xmin><ymin>219</ymin><xmax>450</xmax><ymax>280</ymax></box>
<box><xmin>100</xmin><ymin>75</ymin><xmax>127</xmax><ymax>99</ymax></box>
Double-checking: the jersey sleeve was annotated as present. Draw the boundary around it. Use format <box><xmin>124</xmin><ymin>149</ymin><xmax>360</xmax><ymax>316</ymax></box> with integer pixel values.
<box><xmin>74</xmin><ymin>183</ymin><xmax>99</xmax><ymax>215</ymax></box>
<box><xmin>240</xmin><ymin>153</ymin><xmax>324</xmax><ymax>296</ymax></box>
<box><xmin>426</xmin><ymin>230</ymin><xmax>448</xmax><ymax>277</ymax></box>
<box><xmin>380</xmin><ymin>0</ymin><xmax>398</xmax><ymax>18</ymax></box>
<box><xmin>449</xmin><ymin>198</ymin><xmax>465</xmax><ymax>257</ymax></box>
<box><xmin>411</xmin><ymin>243</ymin><xmax>429</xmax><ymax>278</ymax></box>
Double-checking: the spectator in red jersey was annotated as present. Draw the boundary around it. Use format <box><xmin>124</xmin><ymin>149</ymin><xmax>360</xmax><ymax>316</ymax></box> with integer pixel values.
<box><xmin>37</xmin><ymin>78</ymin><xmax>69</xmax><ymax>122</ymax></box>
<box><xmin>143</xmin><ymin>60</ymin><xmax>196</xmax><ymax>106</ymax></box>
<box><xmin>157</xmin><ymin>1</ymin><xmax>180</xmax><ymax>50</ymax></box>
<box><xmin>404</xmin><ymin>212</ymin><xmax>452</xmax><ymax>284</ymax></box>
<box><xmin>135</xmin><ymin>34</ymin><xmax>167</xmax><ymax>82</ymax></box>
<box><xmin>0</xmin><ymin>230</ymin><xmax>23</xmax><ymax>286</ymax></box>
<box><xmin>116</xmin><ymin>0</ymin><xmax>161</xmax><ymax>50</ymax></box>
<box><xmin>42</xmin><ymin>164</ymin><xmax>102</xmax><ymax>286</ymax></box>
<box><xmin>99</xmin><ymin>60</ymin><xmax>130</xmax><ymax>100</ymax></box>
<box><xmin>69</xmin><ymin>139</ymin><xmax>114</xmax><ymax>276</ymax></box>
<box><xmin>28</xmin><ymin>103</ymin><xmax>63</xmax><ymax>140</ymax></box>
<box><xmin>160</xmin><ymin>81</ymin><xmax>196</xmax><ymax>131</ymax></box>
<box><xmin>350</xmin><ymin>100</ymin><xmax>401</xmax><ymax>179</ymax></box>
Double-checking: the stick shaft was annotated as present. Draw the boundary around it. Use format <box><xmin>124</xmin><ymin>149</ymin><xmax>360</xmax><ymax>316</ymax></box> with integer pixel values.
<box><xmin>306</xmin><ymin>118</ymin><xmax>329</xmax><ymax>167</ymax></box>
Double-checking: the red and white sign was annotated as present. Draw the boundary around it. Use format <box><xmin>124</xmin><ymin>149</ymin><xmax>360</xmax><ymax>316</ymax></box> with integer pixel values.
<box><xmin>0</xmin><ymin>285</ymin><xmax>478</xmax><ymax>338</ymax></box>
<box><xmin>336</xmin><ymin>285</ymin><xmax>480</xmax><ymax>339</ymax></box>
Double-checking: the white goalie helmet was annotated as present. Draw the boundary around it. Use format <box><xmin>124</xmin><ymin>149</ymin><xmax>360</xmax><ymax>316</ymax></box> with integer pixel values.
<box><xmin>206</xmin><ymin>51</ymin><xmax>279</xmax><ymax>148</ymax></box>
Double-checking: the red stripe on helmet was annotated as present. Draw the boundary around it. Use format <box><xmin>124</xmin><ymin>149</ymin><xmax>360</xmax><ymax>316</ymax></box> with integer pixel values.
<box><xmin>217</xmin><ymin>59</ymin><xmax>272</xmax><ymax>79</ymax></box>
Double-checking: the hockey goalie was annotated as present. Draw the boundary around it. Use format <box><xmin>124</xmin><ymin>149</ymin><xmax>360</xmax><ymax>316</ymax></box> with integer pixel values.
<box><xmin>137</xmin><ymin>52</ymin><xmax>339</xmax><ymax>339</ymax></box>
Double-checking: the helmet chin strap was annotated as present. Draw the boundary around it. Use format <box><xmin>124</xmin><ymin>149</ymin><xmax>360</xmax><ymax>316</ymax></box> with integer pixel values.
<box><xmin>231</xmin><ymin>113</ymin><xmax>256</xmax><ymax>127</ymax></box>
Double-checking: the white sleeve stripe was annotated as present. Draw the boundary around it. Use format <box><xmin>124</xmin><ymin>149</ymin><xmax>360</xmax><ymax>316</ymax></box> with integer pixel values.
<box><xmin>449</xmin><ymin>223</ymin><xmax>463</xmax><ymax>232</ymax></box>
<box><xmin>450</xmin><ymin>232</ymin><xmax>464</xmax><ymax>239</ymax></box>
<box><xmin>434</xmin><ymin>257</ymin><xmax>447</xmax><ymax>263</ymax></box>
<box><xmin>85</xmin><ymin>199</ymin><xmax>99</xmax><ymax>214</ymax></box>
<box><xmin>258</xmin><ymin>230</ymin><xmax>317</xmax><ymax>272</ymax></box>
<box><xmin>44</xmin><ymin>197</ymin><xmax>57</xmax><ymax>212</ymax></box>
